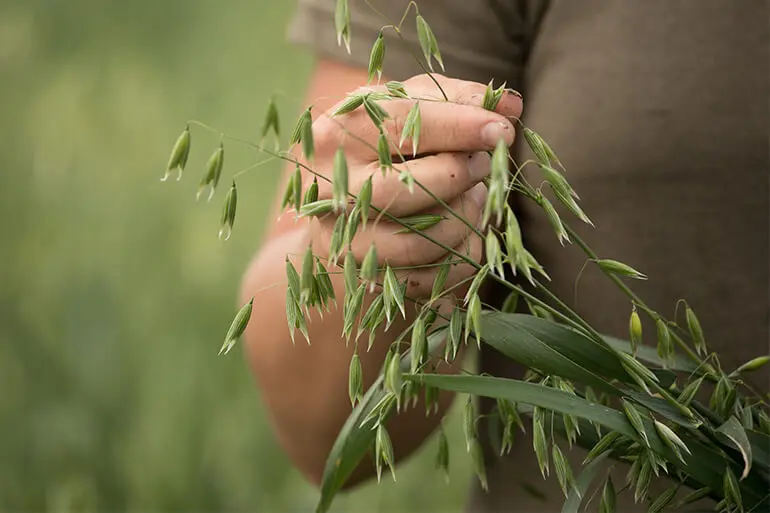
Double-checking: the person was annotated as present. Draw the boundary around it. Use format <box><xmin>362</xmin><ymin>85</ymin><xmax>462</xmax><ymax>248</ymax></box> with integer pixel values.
<box><xmin>240</xmin><ymin>1</ymin><xmax>769</xmax><ymax>511</ymax></box>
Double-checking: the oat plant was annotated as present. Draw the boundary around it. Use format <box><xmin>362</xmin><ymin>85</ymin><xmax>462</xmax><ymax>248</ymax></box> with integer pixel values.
<box><xmin>162</xmin><ymin>2</ymin><xmax>770</xmax><ymax>512</ymax></box>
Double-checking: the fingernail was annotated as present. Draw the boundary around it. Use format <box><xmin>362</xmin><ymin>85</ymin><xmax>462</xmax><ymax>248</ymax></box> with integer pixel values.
<box><xmin>482</xmin><ymin>121</ymin><xmax>514</xmax><ymax>148</ymax></box>
<box><xmin>468</xmin><ymin>152</ymin><xmax>491</xmax><ymax>180</ymax></box>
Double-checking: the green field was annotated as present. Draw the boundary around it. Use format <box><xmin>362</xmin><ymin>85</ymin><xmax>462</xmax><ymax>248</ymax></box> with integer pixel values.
<box><xmin>0</xmin><ymin>1</ymin><xmax>471</xmax><ymax>511</ymax></box>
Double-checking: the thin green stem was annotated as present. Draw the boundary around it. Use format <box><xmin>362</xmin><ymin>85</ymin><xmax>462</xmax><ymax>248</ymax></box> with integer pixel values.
<box><xmin>360</xmin><ymin>0</ymin><xmax>449</xmax><ymax>101</ymax></box>
<box><xmin>232</xmin><ymin>158</ymin><xmax>276</xmax><ymax>179</ymax></box>
<box><xmin>531</xmin><ymin>278</ymin><xmax>604</xmax><ymax>341</ymax></box>
<box><xmin>397</xmin><ymin>1</ymin><xmax>419</xmax><ymax>29</ymax></box>
<box><xmin>562</xmin><ymin>223</ymin><xmax>703</xmax><ymax>366</ymax></box>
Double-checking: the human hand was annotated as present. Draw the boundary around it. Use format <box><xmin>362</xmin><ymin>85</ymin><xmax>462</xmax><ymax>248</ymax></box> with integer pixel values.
<box><xmin>308</xmin><ymin>73</ymin><xmax>523</xmax><ymax>299</ymax></box>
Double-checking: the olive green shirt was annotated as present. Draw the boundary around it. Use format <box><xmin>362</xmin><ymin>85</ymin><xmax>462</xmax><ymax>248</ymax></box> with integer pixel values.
<box><xmin>289</xmin><ymin>1</ymin><xmax>769</xmax><ymax>511</ymax></box>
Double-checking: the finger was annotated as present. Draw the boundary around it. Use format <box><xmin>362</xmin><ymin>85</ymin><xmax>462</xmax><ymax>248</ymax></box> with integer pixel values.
<box><xmin>404</xmin><ymin>74</ymin><xmax>523</xmax><ymax>120</ymax></box>
<box><xmin>317</xmin><ymin>152</ymin><xmax>491</xmax><ymax>217</ymax></box>
<box><xmin>395</xmin><ymin>232</ymin><xmax>483</xmax><ymax>299</ymax></box>
<box><xmin>316</xmin><ymin>98</ymin><xmax>516</xmax><ymax>160</ymax></box>
<box><xmin>326</xmin><ymin>183</ymin><xmax>487</xmax><ymax>267</ymax></box>
<box><xmin>360</xmin><ymin>74</ymin><xmax>523</xmax><ymax>120</ymax></box>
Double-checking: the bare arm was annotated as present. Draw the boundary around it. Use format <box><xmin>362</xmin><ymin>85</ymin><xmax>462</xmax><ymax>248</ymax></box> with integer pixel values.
<box><xmin>241</xmin><ymin>59</ymin><xmax>522</xmax><ymax>487</ymax></box>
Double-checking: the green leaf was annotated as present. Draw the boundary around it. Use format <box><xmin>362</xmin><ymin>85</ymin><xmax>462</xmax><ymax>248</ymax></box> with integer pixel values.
<box><xmin>479</xmin><ymin>313</ymin><xmax>627</xmax><ymax>392</ymax></box>
<box><xmin>746</xmin><ymin>429</ymin><xmax>770</xmax><ymax>470</ymax></box>
<box><xmin>315</xmin><ymin>329</ymin><xmax>448</xmax><ymax>513</ymax></box>
<box><xmin>480</xmin><ymin>314</ymin><xmax>697</xmax><ymax>429</ymax></box>
<box><xmin>409</xmin><ymin>373</ymin><xmax>766</xmax><ymax>508</ymax></box>
<box><xmin>562</xmin><ymin>452</ymin><xmax>610</xmax><ymax>513</ymax></box>
<box><xmin>602</xmin><ymin>334</ymin><xmax>700</xmax><ymax>374</ymax></box>
<box><xmin>717</xmin><ymin>416</ymin><xmax>753</xmax><ymax>480</ymax></box>
<box><xmin>411</xmin><ymin>374</ymin><xmax>642</xmax><ymax>441</ymax></box>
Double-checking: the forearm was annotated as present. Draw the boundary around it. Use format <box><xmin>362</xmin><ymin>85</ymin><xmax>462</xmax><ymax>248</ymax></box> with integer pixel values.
<box><xmin>241</xmin><ymin>222</ymin><xmax>461</xmax><ymax>487</ymax></box>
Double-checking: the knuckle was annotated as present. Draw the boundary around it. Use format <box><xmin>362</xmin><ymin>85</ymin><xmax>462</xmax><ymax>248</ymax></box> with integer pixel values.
<box><xmin>455</xmin><ymin>83</ymin><xmax>482</xmax><ymax>105</ymax></box>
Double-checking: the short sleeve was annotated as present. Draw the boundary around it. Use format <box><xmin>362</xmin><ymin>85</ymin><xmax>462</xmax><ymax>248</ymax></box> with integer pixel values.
<box><xmin>287</xmin><ymin>0</ymin><xmax>531</xmax><ymax>87</ymax></box>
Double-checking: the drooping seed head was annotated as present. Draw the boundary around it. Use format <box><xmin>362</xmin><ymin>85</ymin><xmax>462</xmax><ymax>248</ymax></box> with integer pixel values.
<box><xmin>281</xmin><ymin>172</ymin><xmax>295</xmax><ymax>210</ymax></box>
<box><xmin>383</xmin><ymin>265</ymin><xmax>405</xmax><ymax>320</ymax></box>
<box><xmin>358</xmin><ymin>175</ymin><xmax>373</xmax><ymax>226</ymax></box>
<box><xmin>409</xmin><ymin>315</ymin><xmax>427</xmax><ymax>373</ymax></box>
<box><xmin>367</xmin><ymin>31</ymin><xmax>386</xmax><ymax>82</ymax></box>
<box><xmin>290</xmin><ymin>107</ymin><xmax>314</xmax><ymax>162</ymax></box>
<box><xmin>360</xmin><ymin>244</ymin><xmax>378</xmax><ymax>290</ymax></box>
<box><xmin>332</xmin><ymin>94</ymin><xmax>365</xmax><ymax>117</ymax></box>
<box><xmin>334</xmin><ymin>0</ymin><xmax>351</xmax><ymax>52</ymax></box>
<box><xmin>219</xmin><ymin>297</ymin><xmax>253</xmax><ymax>355</ymax></box>
<box><xmin>677</xmin><ymin>376</ymin><xmax>704</xmax><ymax>406</ymax></box>
<box><xmin>260</xmin><ymin>97</ymin><xmax>280</xmax><ymax>146</ymax></box>
<box><xmin>481</xmin><ymin>79</ymin><xmax>507</xmax><ymax>112</ymax></box>
<box><xmin>395</xmin><ymin>213</ymin><xmax>444</xmax><ymax>234</ymax></box>
<box><xmin>435</xmin><ymin>427</ymin><xmax>450</xmax><ymax>482</ymax></box>
<box><xmin>599</xmin><ymin>476</ymin><xmax>616</xmax><ymax>513</ymax></box>
<box><xmin>465</xmin><ymin>293</ymin><xmax>482</xmax><ymax>347</ymax></box>
<box><xmin>415</xmin><ymin>15</ymin><xmax>444</xmax><ymax>71</ymax></box>
<box><xmin>343</xmin><ymin>204</ymin><xmax>361</xmax><ymax>248</ymax></box>
<box><xmin>384</xmin><ymin>347</ymin><xmax>402</xmax><ymax>396</ymax></box>
<box><xmin>291</xmin><ymin>164</ymin><xmax>302</xmax><ymax>210</ymax></box>
<box><xmin>163</xmin><ymin>126</ymin><xmax>191</xmax><ymax>182</ymax></box>
<box><xmin>522</xmin><ymin>127</ymin><xmax>550</xmax><ymax>167</ymax></box>
<box><xmin>470</xmin><ymin>438</ymin><xmax>487</xmax><ymax>491</ymax></box>
<box><xmin>594</xmin><ymin>259</ymin><xmax>647</xmax><ymax>280</ymax></box>
<box><xmin>622</xmin><ymin>399</ymin><xmax>650</xmax><ymax>448</ymax></box>
<box><xmin>315</xmin><ymin>258</ymin><xmax>336</xmax><ymax>310</ymax></box>
<box><xmin>655</xmin><ymin>319</ymin><xmax>674</xmax><ymax>367</ymax></box>
<box><xmin>540</xmin><ymin>195</ymin><xmax>569</xmax><ymax>245</ymax></box>
<box><xmin>342</xmin><ymin>283</ymin><xmax>365</xmax><ymax>341</ymax></box>
<box><xmin>551</xmin><ymin>444</ymin><xmax>575</xmax><ymax>498</ymax></box>
<box><xmin>647</xmin><ymin>486</ymin><xmax>678</xmax><ymax>513</ymax></box>
<box><xmin>628</xmin><ymin>307</ymin><xmax>643</xmax><ymax>354</ymax></box>
<box><xmin>654</xmin><ymin>420</ymin><xmax>690</xmax><ymax>463</ymax></box>
<box><xmin>400</xmin><ymin>102</ymin><xmax>422</xmax><ymax>157</ymax></box>
<box><xmin>485</xmin><ymin>231</ymin><xmax>505</xmax><ymax>278</ymax></box>
<box><xmin>584</xmin><ymin>431</ymin><xmax>623</xmax><ymax>465</ymax></box>
<box><xmin>363</xmin><ymin>96</ymin><xmax>389</xmax><ymax>128</ymax></box>
<box><xmin>385</xmin><ymin>81</ymin><xmax>409</xmax><ymax>99</ymax></box>
<box><xmin>463</xmin><ymin>396</ymin><xmax>476</xmax><ymax>452</ymax></box>
<box><xmin>303</xmin><ymin>177</ymin><xmax>319</xmax><ymax>206</ymax></box>
<box><xmin>377</xmin><ymin>131</ymin><xmax>392</xmax><ymax>174</ymax></box>
<box><xmin>299</xmin><ymin>245</ymin><xmax>315</xmax><ymax>305</ymax></box>
<box><xmin>343</xmin><ymin>250</ymin><xmax>358</xmax><ymax>295</ymax></box>
<box><xmin>348</xmin><ymin>353</ymin><xmax>363</xmax><ymax>406</ymax></box>
<box><xmin>299</xmin><ymin>199</ymin><xmax>335</xmax><ymax>218</ymax></box>
<box><xmin>734</xmin><ymin>355</ymin><xmax>770</xmax><ymax>375</ymax></box>
<box><xmin>723</xmin><ymin>466</ymin><xmax>742</xmax><ymax>512</ymax></box>
<box><xmin>375</xmin><ymin>424</ymin><xmax>396</xmax><ymax>482</ymax></box>
<box><xmin>197</xmin><ymin>144</ymin><xmax>224</xmax><ymax>202</ymax></box>
<box><xmin>430</xmin><ymin>260</ymin><xmax>450</xmax><ymax>303</ymax></box>
<box><xmin>448</xmin><ymin>306</ymin><xmax>462</xmax><ymax>360</ymax></box>
<box><xmin>332</xmin><ymin>147</ymin><xmax>349</xmax><ymax>212</ymax></box>
<box><xmin>218</xmin><ymin>181</ymin><xmax>238</xmax><ymax>241</ymax></box>
<box><xmin>685</xmin><ymin>306</ymin><xmax>706</xmax><ymax>356</ymax></box>
<box><xmin>532</xmin><ymin>409</ymin><xmax>550</xmax><ymax>478</ymax></box>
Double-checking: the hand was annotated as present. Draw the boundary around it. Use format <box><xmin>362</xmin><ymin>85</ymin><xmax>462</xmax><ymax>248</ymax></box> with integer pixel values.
<box><xmin>308</xmin><ymin>73</ymin><xmax>523</xmax><ymax>299</ymax></box>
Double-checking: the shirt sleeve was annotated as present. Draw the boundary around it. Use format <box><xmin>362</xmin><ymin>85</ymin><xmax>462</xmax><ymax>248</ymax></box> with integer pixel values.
<box><xmin>287</xmin><ymin>0</ymin><xmax>532</xmax><ymax>87</ymax></box>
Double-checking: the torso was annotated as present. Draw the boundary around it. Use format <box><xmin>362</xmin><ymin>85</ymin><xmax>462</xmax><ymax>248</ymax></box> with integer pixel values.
<box><xmin>471</xmin><ymin>1</ymin><xmax>769</xmax><ymax>511</ymax></box>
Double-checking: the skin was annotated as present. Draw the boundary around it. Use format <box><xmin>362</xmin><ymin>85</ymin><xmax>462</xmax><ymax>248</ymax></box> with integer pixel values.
<box><xmin>241</xmin><ymin>59</ymin><xmax>523</xmax><ymax>487</ymax></box>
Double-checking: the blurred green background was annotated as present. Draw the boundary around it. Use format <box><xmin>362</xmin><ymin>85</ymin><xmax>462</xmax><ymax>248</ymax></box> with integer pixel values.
<box><xmin>0</xmin><ymin>1</ymin><xmax>471</xmax><ymax>511</ymax></box>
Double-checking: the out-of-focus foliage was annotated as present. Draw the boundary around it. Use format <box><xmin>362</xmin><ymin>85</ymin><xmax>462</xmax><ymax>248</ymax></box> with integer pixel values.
<box><xmin>0</xmin><ymin>1</ymin><xmax>470</xmax><ymax>511</ymax></box>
